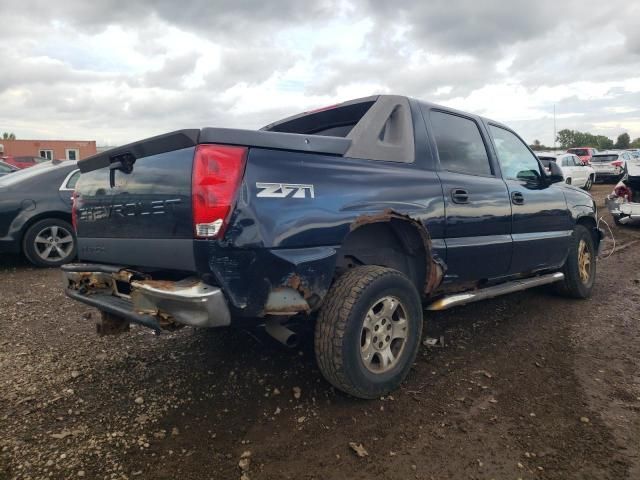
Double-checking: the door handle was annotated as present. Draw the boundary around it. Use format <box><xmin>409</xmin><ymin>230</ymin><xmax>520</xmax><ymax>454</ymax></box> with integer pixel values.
<box><xmin>511</xmin><ymin>191</ymin><xmax>525</xmax><ymax>205</ymax></box>
<box><xmin>451</xmin><ymin>188</ymin><xmax>469</xmax><ymax>204</ymax></box>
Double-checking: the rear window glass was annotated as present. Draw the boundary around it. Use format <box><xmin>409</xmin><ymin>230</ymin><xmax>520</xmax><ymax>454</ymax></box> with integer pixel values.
<box><xmin>568</xmin><ymin>149</ymin><xmax>589</xmax><ymax>156</ymax></box>
<box><xmin>0</xmin><ymin>161</ymin><xmax>71</xmax><ymax>187</ymax></box>
<box><xmin>430</xmin><ymin>111</ymin><xmax>491</xmax><ymax>176</ymax></box>
<box><xmin>539</xmin><ymin>159</ymin><xmax>553</xmax><ymax>168</ymax></box>
<box><xmin>591</xmin><ymin>155</ymin><xmax>619</xmax><ymax>162</ymax></box>
<box><xmin>262</xmin><ymin>101</ymin><xmax>375</xmax><ymax>137</ymax></box>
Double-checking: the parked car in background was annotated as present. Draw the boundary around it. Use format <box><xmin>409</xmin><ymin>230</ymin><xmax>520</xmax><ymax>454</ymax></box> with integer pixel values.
<box><xmin>591</xmin><ymin>151</ymin><xmax>631</xmax><ymax>182</ymax></box>
<box><xmin>1</xmin><ymin>155</ymin><xmax>50</xmax><ymax>169</ymax></box>
<box><xmin>0</xmin><ymin>160</ymin><xmax>18</xmax><ymax>177</ymax></box>
<box><xmin>0</xmin><ymin>160</ymin><xmax>79</xmax><ymax>267</ymax></box>
<box><xmin>625</xmin><ymin>149</ymin><xmax>640</xmax><ymax>159</ymax></box>
<box><xmin>537</xmin><ymin>153</ymin><xmax>595</xmax><ymax>190</ymax></box>
<box><xmin>567</xmin><ymin>147</ymin><xmax>598</xmax><ymax>165</ymax></box>
<box><xmin>606</xmin><ymin>155</ymin><xmax>640</xmax><ymax>225</ymax></box>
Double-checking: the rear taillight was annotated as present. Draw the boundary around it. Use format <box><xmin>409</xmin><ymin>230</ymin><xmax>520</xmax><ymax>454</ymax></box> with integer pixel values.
<box><xmin>192</xmin><ymin>144</ymin><xmax>247</xmax><ymax>239</ymax></box>
<box><xmin>611</xmin><ymin>160</ymin><xmax>623</xmax><ymax>167</ymax></box>
<box><xmin>615</xmin><ymin>184</ymin><xmax>632</xmax><ymax>199</ymax></box>
<box><xmin>71</xmin><ymin>191</ymin><xmax>78</xmax><ymax>232</ymax></box>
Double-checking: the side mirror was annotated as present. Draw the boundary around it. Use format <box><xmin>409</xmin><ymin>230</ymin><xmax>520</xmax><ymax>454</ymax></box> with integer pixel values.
<box><xmin>545</xmin><ymin>161</ymin><xmax>564</xmax><ymax>185</ymax></box>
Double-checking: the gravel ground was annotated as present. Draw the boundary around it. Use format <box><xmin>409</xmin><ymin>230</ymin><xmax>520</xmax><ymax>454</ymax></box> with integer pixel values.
<box><xmin>1</xmin><ymin>184</ymin><xmax>639</xmax><ymax>480</ymax></box>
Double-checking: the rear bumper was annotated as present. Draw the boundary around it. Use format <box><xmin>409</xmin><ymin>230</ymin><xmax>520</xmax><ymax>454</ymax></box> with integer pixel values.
<box><xmin>594</xmin><ymin>171</ymin><xmax>623</xmax><ymax>181</ymax></box>
<box><xmin>62</xmin><ymin>263</ymin><xmax>231</xmax><ymax>331</ymax></box>
<box><xmin>606</xmin><ymin>196</ymin><xmax>640</xmax><ymax>224</ymax></box>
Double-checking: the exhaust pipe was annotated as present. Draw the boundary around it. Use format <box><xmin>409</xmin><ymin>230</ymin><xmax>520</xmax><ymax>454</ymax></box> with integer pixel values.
<box><xmin>265</xmin><ymin>318</ymin><xmax>299</xmax><ymax>348</ymax></box>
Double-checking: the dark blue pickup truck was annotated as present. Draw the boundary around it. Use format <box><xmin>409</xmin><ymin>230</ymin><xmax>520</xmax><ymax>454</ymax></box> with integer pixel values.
<box><xmin>63</xmin><ymin>95</ymin><xmax>602</xmax><ymax>398</ymax></box>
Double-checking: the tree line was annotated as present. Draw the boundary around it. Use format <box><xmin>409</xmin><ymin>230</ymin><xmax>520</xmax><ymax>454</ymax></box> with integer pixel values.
<box><xmin>530</xmin><ymin>130</ymin><xmax>640</xmax><ymax>151</ymax></box>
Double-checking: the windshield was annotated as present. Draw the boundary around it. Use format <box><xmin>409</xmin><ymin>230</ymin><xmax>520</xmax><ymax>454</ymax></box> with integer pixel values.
<box><xmin>0</xmin><ymin>160</ymin><xmax>71</xmax><ymax>187</ymax></box>
<box><xmin>591</xmin><ymin>155</ymin><xmax>619</xmax><ymax>163</ymax></box>
<box><xmin>568</xmin><ymin>149</ymin><xmax>590</xmax><ymax>156</ymax></box>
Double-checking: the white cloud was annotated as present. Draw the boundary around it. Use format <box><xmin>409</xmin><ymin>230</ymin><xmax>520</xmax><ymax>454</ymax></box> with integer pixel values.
<box><xmin>0</xmin><ymin>0</ymin><xmax>640</xmax><ymax>146</ymax></box>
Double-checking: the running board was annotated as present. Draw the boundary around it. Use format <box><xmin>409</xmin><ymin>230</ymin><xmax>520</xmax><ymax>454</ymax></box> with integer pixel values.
<box><xmin>426</xmin><ymin>272</ymin><xmax>565</xmax><ymax>311</ymax></box>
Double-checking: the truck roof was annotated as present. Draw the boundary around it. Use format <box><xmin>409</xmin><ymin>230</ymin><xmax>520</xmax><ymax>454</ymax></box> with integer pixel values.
<box><xmin>78</xmin><ymin>95</ymin><xmax>511</xmax><ymax>173</ymax></box>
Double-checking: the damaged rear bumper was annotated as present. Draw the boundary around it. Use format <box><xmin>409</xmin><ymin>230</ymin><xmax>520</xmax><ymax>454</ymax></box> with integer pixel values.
<box><xmin>606</xmin><ymin>196</ymin><xmax>640</xmax><ymax>224</ymax></box>
<box><xmin>62</xmin><ymin>263</ymin><xmax>231</xmax><ymax>331</ymax></box>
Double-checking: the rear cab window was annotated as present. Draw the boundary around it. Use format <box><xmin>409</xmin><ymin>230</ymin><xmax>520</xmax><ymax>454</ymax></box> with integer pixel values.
<box><xmin>429</xmin><ymin>111</ymin><xmax>492</xmax><ymax>176</ymax></box>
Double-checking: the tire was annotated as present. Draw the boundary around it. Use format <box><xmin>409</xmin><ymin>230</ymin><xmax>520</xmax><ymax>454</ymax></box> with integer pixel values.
<box><xmin>314</xmin><ymin>266</ymin><xmax>423</xmax><ymax>399</ymax></box>
<box><xmin>555</xmin><ymin>225</ymin><xmax>596</xmax><ymax>299</ymax></box>
<box><xmin>566</xmin><ymin>178</ymin><xmax>572</xmax><ymax>185</ymax></box>
<box><xmin>22</xmin><ymin>218</ymin><xmax>77</xmax><ymax>268</ymax></box>
<box><xmin>583</xmin><ymin>175</ymin><xmax>593</xmax><ymax>191</ymax></box>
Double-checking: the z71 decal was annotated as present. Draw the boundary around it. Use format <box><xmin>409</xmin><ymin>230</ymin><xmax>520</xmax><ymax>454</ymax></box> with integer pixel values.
<box><xmin>256</xmin><ymin>182</ymin><xmax>315</xmax><ymax>199</ymax></box>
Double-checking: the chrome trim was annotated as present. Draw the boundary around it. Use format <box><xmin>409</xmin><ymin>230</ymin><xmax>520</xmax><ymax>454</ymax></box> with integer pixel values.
<box><xmin>59</xmin><ymin>169</ymin><xmax>80</xmax><ymax>191</ymax></box>
<box><xmin>63</xmin><ymin>267</ymin><xmax>231</xmax><ymax>329</ymax></box>
<box><xmin>427</xmin><ymin>272</ymin><xmax>565</xmax><ymax>311</ymax></box>
<box><xmin>131</xmin><ymin>278</ymin><xmax>231</xmax><ymax>328</ymax></box>
<box><xmin>511</xmin><ymin>230</ymin><xmax>573</xmax><ymax>242</ymax></box>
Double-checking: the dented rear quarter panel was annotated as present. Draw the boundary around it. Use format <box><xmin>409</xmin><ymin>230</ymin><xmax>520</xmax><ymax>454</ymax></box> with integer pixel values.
<box><xmin>203</xmin><ymin>145</ymin><xmax>447</xmax><ymax>317</ymax></box>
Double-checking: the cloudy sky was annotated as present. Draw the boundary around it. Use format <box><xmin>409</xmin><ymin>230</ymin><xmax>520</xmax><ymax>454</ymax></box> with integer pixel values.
<box><xmin>1</xmin><ymin>0</ymin><xmax>640</xmax><ymax>147</ymax></box>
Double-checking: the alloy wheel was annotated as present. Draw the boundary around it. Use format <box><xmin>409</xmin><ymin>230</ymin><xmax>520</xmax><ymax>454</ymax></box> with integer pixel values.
<box><xmin>33</xmin><ymin>225</ymin><xmax>74</xmax><ymax>262</ymax></box>
<box><xmin>577</xmin><ymin>239</ymin><xmax>592</xmax><ymax>284</ymax></box>
<box><xmin>360</xmin><ymin>296</ymin><xmax>408</xmax><ymax>373</ymax></box>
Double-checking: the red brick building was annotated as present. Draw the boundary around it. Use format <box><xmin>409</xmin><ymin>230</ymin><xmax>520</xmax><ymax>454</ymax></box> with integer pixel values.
<box><xmin>0</xmin><ymin>139</ymin><xmax>97</xmax><ymax>161</ymax></box>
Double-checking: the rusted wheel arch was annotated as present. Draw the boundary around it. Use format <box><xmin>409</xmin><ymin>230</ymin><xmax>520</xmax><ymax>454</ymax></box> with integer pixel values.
<box><xmin>337</xmin><ymin>210</ymin><xmax>445</xmax><ymax>297</ymax></box>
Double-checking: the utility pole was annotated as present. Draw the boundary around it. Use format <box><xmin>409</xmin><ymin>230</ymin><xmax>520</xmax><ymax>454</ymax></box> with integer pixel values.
<box><xmin>553</xmin><ymin>104</ymin><xmax>557</xmax><ymax>152</ymax></box>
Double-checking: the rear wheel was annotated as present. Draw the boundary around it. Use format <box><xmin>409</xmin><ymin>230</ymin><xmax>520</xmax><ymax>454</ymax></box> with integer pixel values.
<box><xmin>555</xmin><ymin>225</ymin><xmax>596</xmax><ymax>298</ymax></box>
<box><xmin>23</xmin><ymin>218</ymin><xmax>76</xmax><ymax>267</ymax></box>
<box><xmin>314</xmin><ymin>266</ymin><xmax>423</xmax><ymax>399</ymax></box>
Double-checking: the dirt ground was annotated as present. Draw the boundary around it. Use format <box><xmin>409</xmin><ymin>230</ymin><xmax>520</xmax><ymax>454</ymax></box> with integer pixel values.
<box><xmin>1</xmin><ymin>184</ymin><xmax>639</xmax><ymax>480</ymax></box>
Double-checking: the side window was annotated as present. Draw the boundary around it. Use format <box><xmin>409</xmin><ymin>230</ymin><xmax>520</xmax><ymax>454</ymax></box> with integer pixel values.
<box><xmin>61</xmin><ymin>170</ymin><xmax>81</xmax><ymax>190</ymax></box>
<box><xmin>561</xmin><ymin>157</ymin><xmax>569</xmax><ymax>167</ymax></box>
<box><xmin>39</xmin><ymin>150</ymin><xmax>53</xmax><ymax>160</ymax></box>
<box><xmin>489</xmin><ymin>125</ymin><xmax>541</xmax><ymax>181</ymax></box>
<box><xmin>67</xmin><ymin>171</ymin><xmax>81</xmax><ymax>189</ymax></box>
<box><xmin>430</xmin><ymin>111</ymin><xmax>492</xmax><ymax>176</ymax></box>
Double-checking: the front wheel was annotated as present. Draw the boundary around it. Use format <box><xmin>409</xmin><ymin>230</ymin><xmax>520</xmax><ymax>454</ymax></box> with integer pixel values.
<box><xmin>555</xmin><ymin>225</ymin><xmax>596</xmax><ymax>298</ymax></box>
<box><xmin>583</xmin><ymin>175</ymin><xmax>593</xmax><ymax>191</ymax></box>
<box><xmin>314</xmin><ymin>266</ymin><xmax>423</xmax><ymax>399</ymax></box>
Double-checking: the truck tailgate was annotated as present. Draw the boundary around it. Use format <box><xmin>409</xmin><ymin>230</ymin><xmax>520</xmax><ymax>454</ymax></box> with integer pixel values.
<box><xmin>75</xmin><ymin>147</ymin><xmax>196</xmax><ymax>270</ymax></box>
